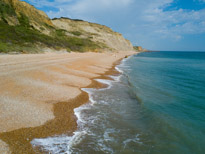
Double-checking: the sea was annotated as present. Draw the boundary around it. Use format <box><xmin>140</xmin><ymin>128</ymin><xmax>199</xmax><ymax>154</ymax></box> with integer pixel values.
<box><xmin>31</xmin><ymin>51</ymin><xmax>205</xmax><ymax>154</ymax></box>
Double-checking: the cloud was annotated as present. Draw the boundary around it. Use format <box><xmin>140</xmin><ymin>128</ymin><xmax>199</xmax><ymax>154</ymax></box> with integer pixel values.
<box><xmin>24</xmin><ymin>0</ymin><xmax>205</xmax><ymax>50</ymax></box>
<box><xmin>25</xmin><ymin>0</ymin><xmax>205</xmax><ymax>36</ymax></box>
<box><xmin>141</xmin><ymin>6</ymin><xmax>205</xmax><ymax>35</ymax></box>
<box><xmin>70</xmin><ymin>0</ymin><xmax>133</xmax><ymax>11</ymax></box>
<box><xmin>198</xmin><ymin>0</ymin><xmax>205</xmax><ymax>2</ymax></box>
<box><xmin>46</xmin><ymin>0</ymin><xmax>134</xmax><ymax>20</ymax></box>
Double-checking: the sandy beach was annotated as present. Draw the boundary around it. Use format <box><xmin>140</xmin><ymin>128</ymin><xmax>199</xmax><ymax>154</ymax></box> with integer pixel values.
<box><xmin>0</xmin><ymin>51</ymin><xmax>135</xmax><ymax>153</ymax></box>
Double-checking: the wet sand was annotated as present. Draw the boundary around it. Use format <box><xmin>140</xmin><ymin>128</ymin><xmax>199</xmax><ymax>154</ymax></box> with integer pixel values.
<box><xmin>0</xmin><ymin>51</ymin><xmax>135</xmax><ymax>153</ymax></box>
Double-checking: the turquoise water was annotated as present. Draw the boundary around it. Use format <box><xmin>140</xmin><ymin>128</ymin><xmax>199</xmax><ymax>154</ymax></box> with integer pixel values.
<box><xmin>32</xmin><ymin>51</ymin><xmax>205</xmax><ymax>154</ymax></box>
<box><xmin>123</xmin><ymin>51</ymin><xmax>205</xmax><ymax>153</ymax></box>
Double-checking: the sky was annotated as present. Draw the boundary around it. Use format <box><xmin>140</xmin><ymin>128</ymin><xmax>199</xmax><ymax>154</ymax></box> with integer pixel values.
<box><xmin>22</xmin><ymin>0</ymin><xmax>205</xmax><ymax>51</ymax></box>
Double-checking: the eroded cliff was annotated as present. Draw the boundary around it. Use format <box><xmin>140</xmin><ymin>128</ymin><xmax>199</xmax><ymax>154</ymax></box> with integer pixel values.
<box><xmin>52</xmin><ymin>18</ymin><xmax>134</xmax><ymax>52</ymax></box>
<box><xmin>0</xmin><ymin>0</ymin><xmax>134</xmax><ymax>53</ymax></box>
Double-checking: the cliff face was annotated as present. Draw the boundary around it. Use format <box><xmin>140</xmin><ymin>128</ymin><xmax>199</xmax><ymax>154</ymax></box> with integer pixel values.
<box><xmin>52</xmin><ymin>18</ymin><xmax>134</xmax><ymax>52</ymax></box>
<box><xmin>0</xmin><ymin>0</ymin><xmax>134</xmax><ymax>53</ymax></box>
<box><xmin>1</xmin><ymin>0</ymin><xmax>53</xmax><ymax>34</ymax></box>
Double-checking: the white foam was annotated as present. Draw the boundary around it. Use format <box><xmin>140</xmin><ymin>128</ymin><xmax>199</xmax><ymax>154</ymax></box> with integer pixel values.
<box><xmin>109</xmin><ymin>75</ymin><xmax>122</xmax><ymax>82</ymax></box>
<box><xmin>68</xmin><ymin>131</ymin><xmax>87</xmax><ymax>147</ymax></box>
<box><xmin>123</xmin><ymin>134</ymin><xmax>142</xmax><ymax>149</ymax></box>
<box><xmin>115</xmin><ymin>66</ymin><xmax>123</xmax><ymax>73</ymax></box>
<box><xmin>115</xmin><ymin>54</ymin><xmax>134</xmax><ymax>74</ymax></box>
<box><xmin>31</xmin><ymin>130</ymin><xmax>88</xmax><ymax>154</ymax></box>
<box><xmin>95</xmin><ymin>79</ymin><xmax>112</xmax><ymax>85</ymax></box>
<box><xmin>95</xmin><ymin>79</ymin><xmax>113</xmax><ymax>90</ymax></box>
<box><xmin>74</xmin><ymin>105</ymin><xmax>87</xmax><ymax>124</ymax></box>
<box><xmin>103</xmin><ymin>128</ymin><xmax>116</xmax><ymax>142</ymax></box>
<box><xmin>82</xmin><ymin>88</ymin><xmax>96</xmax><ymax>105</ymax></box>
<box><xmin>97</xmin><ymin>139</ymin><xmax>114</xmax><ymax>154</ymax></box>
<box><xmin>30</xmin><ymin>88</ymin><xmax>94</xmax><ymax>153</ymax></box>
<box><xmin>31</xmin><ymin>135</ymin><xmax>72</xmax><ymax>154</ymax></box>
<box><xmin>30</xmin><ymin>55</ymin><xmax>136</xmax><ymax>153</ymax></box>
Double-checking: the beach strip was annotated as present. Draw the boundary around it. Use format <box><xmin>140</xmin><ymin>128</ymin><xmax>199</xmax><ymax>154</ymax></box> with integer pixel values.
<box><xmin>0</xmin><ymin>51</ymin><xmax>136</xmax><ymax>153</ymax></box>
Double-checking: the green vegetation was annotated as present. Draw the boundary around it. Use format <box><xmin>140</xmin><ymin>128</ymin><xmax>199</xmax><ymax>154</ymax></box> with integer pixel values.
<box><xmin>0</xmin><ymin>20</ymin><xmax>101</xmax><ymax>53</ymax></box>
<box><xmin>0</xmin><ymin>1</ymin><xmax>103</xmax><ymax>53</ymax></box>
<box><xmin>0</xmin><ymin>42</ymin><xmax>8</xmax><ymax>53</ymax></box>
<box><xmin>53</xmin><ymin>29</ymin><xmax>100</xmax><ymax>52</ymax></box>
<box><xmin>0</xmin><ymin>1</ymin><xmax>16</xmax><ymax>17</ymax></box>
<box><xmin>0</xmin><ymin>1</ymin><xmax>16</xmax><ymax>24</ymax></box>
<box><xmin>70</xmin><ymin>31</ymin><xmax>82</xmax><ymax>36</ymax></box>
<box><xmin>18</xmin><ymin>13</ymin><xmax>30</xmax><ymax>27</ymax></box>
<box><xmin>55</xmin><ymin>29</ymin><xmax>66</xmax><ymax>37</ymax></box>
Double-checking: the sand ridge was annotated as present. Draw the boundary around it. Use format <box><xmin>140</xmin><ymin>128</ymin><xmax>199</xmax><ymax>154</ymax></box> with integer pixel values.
<box><xmin>0</xmin><ymin>51</ymin><xmax>136</xmax><ymax>153</ymax></box>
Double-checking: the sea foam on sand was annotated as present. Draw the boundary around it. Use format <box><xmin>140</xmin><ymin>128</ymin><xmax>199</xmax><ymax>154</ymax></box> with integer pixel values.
<box><xmin>30</xmin><ymin>54</ymin><xmax>136</xmax><ymax>153</ymax></box>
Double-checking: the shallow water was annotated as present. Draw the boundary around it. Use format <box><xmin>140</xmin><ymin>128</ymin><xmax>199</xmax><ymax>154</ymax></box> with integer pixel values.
<box><xmin>31</xmin><ymin>51</ymin><xmax>205</xmax><ymax>154</ymax></box>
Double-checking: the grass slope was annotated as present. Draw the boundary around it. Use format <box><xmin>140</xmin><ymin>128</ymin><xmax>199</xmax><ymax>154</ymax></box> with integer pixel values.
<box><xmin>0</xmin><ymin>1</ymin><xmax>102</xmax><ymax>53</ymax></box>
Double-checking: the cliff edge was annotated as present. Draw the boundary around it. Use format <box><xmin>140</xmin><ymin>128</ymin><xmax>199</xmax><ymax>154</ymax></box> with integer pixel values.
<box><xmin>0</xmin><ymin>0</ymin><xmax>134</xmax><ymax>53</ymax></box>
<box><xmin>52</xmin><ymin>18</ymin><xmax>134</xmax><ymax>52</ymax></box>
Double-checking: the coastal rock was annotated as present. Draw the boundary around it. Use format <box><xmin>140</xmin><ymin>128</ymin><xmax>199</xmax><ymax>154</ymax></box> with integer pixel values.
<box><xmin>0</xmin><ymin>0</ymin><xmax>134</xmax><ymax>53</ymax></box>
<box><xmin>2</xmin><ymin>0</ymin><xmax>53</xmax><ymax>34</ymax></box>
<box><xmin>52</xmin><ymin>18</ymin><xmax>134</xmax><ymax>52</ymax></box>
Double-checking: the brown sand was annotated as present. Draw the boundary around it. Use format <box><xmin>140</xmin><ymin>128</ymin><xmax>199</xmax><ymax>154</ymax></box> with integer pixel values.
<box><xmin>0</xmin><ymin>51</ymin><xmax>136</xmax><ymax>153</ymax></box>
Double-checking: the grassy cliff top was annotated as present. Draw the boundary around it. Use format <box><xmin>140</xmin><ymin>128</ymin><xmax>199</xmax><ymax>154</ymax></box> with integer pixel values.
<box><xmin>0</xmin><ymin>0</ymin><xmax>133</xmax><ymax>53</ymax></box>
<box><xmin>0</xmin><ymin>0</ymin><xmax>104</xmax><ymax>53</ymax></box>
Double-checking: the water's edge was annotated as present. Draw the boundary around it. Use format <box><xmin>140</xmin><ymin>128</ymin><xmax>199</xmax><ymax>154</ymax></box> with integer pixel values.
<box><xmin>31</xmin><ymin>55</ymin><xmax>136</xmax><ymax>153</ymax></box>
<box><xmin>31</xmin><ymin>51</ymin><xmax>205</xmax><ymax>154</ymax></box>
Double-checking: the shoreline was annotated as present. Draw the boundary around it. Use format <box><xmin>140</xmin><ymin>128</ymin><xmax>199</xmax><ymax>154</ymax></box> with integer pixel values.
<box><xmin>31</xmin><ymin>57</ymin><xmax>128</xmax><ymax>153</ymax></box>
<box><xmin>0</xmin><ymin>52</ymin><xmax>136</xmax><ymax>153</ymax></box>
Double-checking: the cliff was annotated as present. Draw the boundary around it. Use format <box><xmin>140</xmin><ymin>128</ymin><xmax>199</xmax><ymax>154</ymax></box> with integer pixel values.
<box><xmin>134</xmin><ymin>46</ymin><xmax>148</xmax><ymax>52</ymax></box>
<box><xmin>0</xmin><ymin>0</ymin><xmax>134</xmax><ymax>53</ymax></box>
<box><xmin>1</xmin><ymin>0</ymin><xmax>53</xmax><ymax>33</ymax></box>
<box><xmin>52</xmin><ymin>18</ymin><xmax>134</xmax><ymax>52</ymax></box>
